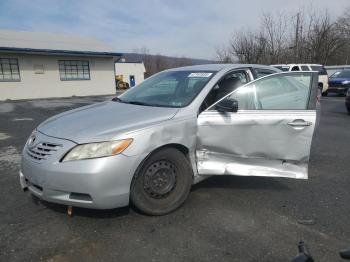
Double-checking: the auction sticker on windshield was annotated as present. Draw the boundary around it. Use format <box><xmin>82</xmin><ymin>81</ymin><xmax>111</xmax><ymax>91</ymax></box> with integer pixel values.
<box><xmin>188</xmin><ymin>73</ymin><xmax>213</xmax><ymax>78</ymax></box>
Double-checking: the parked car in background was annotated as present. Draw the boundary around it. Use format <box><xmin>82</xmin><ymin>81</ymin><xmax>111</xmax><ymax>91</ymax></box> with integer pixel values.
<box><xmin>328</xmin><ymin>70</ymin><xmax>350</xmax><ymax>97</ymax></box>
<box><xmin>271</xmin><ymin>64</ymin><xmax>329</xmax><ymax>96</ymax></box>
<box><xmin>20</xmin><ymin>64</ymin><xmax>319</xmax><ymax>216</ymax></box>
<box><xmin>346</xmin><ymin>89</ymin><xmax>350</xmax><ymax>114</ymax></box>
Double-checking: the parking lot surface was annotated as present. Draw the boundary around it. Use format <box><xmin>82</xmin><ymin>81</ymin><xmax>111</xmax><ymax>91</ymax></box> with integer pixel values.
<box><xmin>0</xmin><ymin>95</ymin><xmax>349</xmax><ymax>262</ymax></box>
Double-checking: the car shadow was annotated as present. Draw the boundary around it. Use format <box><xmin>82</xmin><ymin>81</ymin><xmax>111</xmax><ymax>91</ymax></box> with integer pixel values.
<box><xmin>191</xmin><ymin>175</ymin><xmax>290</xmax><ymax>192</ymax></box>
<box><xmin>29</xmin><ymin>176</ymin><xmax>289</xmax><ymax>218</ymax></box>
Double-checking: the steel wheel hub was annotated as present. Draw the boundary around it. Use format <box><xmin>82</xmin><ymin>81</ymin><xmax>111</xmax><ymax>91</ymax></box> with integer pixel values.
<box><xmin>143</xmin><ymin>160</ymin><xmax>177</xmax><ymax>199</ymax></box>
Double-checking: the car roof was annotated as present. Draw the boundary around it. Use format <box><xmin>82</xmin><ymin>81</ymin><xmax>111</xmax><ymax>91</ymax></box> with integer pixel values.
<box><xmin>168</xmin><ymin>63</ymin><xmax>279</xmax><ymax>72</ymax></box>
<box><xmin>271</xmin><ymin>64</ymin><xmax>323</xmax><ymax>67</ymax></box>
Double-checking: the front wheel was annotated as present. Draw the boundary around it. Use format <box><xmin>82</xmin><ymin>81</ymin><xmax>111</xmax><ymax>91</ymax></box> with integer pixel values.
<box><xmin>130</xmin><ymin>148</ymin><xmax>193</xmax><ymax>215</ymax></box>
<box><xmin>322</xmin><ymin>90</ymin><xmax>328</xmax><ymax>97</ymax></box>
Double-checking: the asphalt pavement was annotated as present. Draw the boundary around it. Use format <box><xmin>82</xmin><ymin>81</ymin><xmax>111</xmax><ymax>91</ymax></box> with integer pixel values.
<box><xmin>0</xmin><ymin>95</ymin><xmax>349</xmax><ymax>262</ymax></box>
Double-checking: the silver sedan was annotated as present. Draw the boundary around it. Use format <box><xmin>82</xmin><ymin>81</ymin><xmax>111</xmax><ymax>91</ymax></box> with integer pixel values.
<box><xmin>20</xmin><ymin>64</ymin><xmax>319</xmax><ymax>215</ymax></box>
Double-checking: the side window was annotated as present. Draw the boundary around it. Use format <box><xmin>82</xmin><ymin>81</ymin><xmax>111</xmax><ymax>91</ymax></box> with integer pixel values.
<box><xmin>310</xmin><ymin>66</ymin><xmax>328</xmax><ymax>75</ymax></box>
<box><xmin>301</xmin><ymin>66</ymin><xmax>309</xmax><ymax>71</ymax></box>
<box><xmin>202</xmin><ymin>70</ymin><xmax>249</xmax><ymax>111</ymax></box>
<box><xmin>215</xmin><ymin>73</ymin><xmax>312</xmax><ymax>110</ymax></box>
<box><xmin>59</xmin><ymin>60</ymin><xmax>90</xmax><ymax>80</ymax></box>
<box><xmin>185</xmin><ymin>77</ymin><xmax>208</xmax><ymax>95</ymax></box>
<box><xmin>291</xmin><ymin>66</ymin><xmax>300</xmax><ymax>71</ymax></box>
<box><xmin>0</xmin><ymin>58</ymin><xmax>20</xmax><ymax>81</ymax></box>
<box><xmin>255</xmin><ymin>68</ymin><xmax>276</xmax><ymax>78</ymax></box>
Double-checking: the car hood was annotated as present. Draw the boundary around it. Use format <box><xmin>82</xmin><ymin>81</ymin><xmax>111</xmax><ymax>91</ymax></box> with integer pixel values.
<box><xmin>38</xmin><ymin>101</ymin><xmax>179</xmax><ymax>143</ymax></box>
<box><xmin>329</xmin><ymin>78</ymin><xmax>350</xmax><ymax>84</ymax></box>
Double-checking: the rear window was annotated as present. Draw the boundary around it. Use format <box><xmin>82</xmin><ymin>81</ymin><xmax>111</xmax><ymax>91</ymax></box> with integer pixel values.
<box><xmin>255</xmin><ymin>68</ymin><xmax>277</xmax><ymax>78</ymax></box>
<box><xmin>310</xmin><ymin>66</ymin><xmax>327</xmax><ymax>75</ymax></box>
<box><xmin>273</xmin><ymin>66</ymin><xmax>290</xmax><ymax>72</ymax></box>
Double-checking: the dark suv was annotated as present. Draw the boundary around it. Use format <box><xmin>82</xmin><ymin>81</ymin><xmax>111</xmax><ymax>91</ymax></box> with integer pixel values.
<box><xmin>346</xmin><ymin>89</ymin><xmax>350</xmax><ymax>114</ymax></box>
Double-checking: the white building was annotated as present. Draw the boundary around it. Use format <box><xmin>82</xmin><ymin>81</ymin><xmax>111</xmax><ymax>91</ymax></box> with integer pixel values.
<box><xmin>0</xmin><ymin>29</ymin><xmax>121</xmax><ymax>101</ymax></box>
<box><xmin>115</xmin><ymin>59</ymin><xmax>146</xmax><ymax>87</ymax></box>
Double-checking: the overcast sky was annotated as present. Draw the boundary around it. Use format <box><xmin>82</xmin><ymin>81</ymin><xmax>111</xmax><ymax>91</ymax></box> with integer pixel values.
<box><xmin>0</xmin><ymin>0</ymin><xmax>349</xmax><ymax>59</ymax></box>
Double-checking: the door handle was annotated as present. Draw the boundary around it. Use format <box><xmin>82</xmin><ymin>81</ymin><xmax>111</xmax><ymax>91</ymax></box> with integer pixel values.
<box><xmin>287</xmin><ymin>120</ymin><xmax>312</xmax><ymax>127</ymax></box>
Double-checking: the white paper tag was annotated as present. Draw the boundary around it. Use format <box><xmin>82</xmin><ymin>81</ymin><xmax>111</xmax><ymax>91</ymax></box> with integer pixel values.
<box><xmin>188</xmin><ymin>73</ymin><xmax>213</xmax><ymax>78</ymax></box>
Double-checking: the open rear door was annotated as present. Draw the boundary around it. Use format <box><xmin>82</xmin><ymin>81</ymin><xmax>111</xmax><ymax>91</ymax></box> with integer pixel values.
<box><xmin>196</xmin><ymin>72</ymin><xmax>319</xmax><ymax>179</ymax></box>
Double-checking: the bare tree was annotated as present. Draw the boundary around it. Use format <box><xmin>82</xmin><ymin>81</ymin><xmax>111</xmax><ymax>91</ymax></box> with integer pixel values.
<box><xmin>337</xmin><ymin>7</ymin><xmax>350</xmax><ymax>38</ymax></box>
<box><xmin>134</xmin><ymin>46</ymin><xmax>195</xmax><ymax>77</ymax></box>
<box><xmin>335</xmin><ymin>7</ymin><xmax>350</xmax><ymax>64</ymax></box>
<box><xmin>301</xmin><ymin>11</ymin><xmax>345</xmax><ymax>64</ymax></box>
<box><xmin>216</xmin><ymin>45</ymin><xmax>233</xmax><ymax>63</ymax></box>
<box><xmin>219</xmin><ymin>30</ymin><xmax>267</xmax><ymax>63</ymax></box>
<box><xmin>261</xmin><ymin>12</ymin><xmax>288</xmax><ymax>64</ymax></box>
<box><xmin>217</xmin><ymin>6</ymin><xmax>350</xmax><ymax>66</ymax></box>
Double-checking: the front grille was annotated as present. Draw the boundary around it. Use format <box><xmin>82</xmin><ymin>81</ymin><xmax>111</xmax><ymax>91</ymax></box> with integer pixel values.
<box><xmin>26</xmin><ymin>142</ymin><xmax>62</xmax><ymax>162</ymax></box>
<box><xmin>329</xmin><ymin>83</ymin><xmax>349</xmax><ymax>88</ymax></box>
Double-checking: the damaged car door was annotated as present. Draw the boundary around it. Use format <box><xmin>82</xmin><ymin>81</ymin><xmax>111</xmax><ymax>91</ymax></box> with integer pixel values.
<box><xmin>196</xmin><ymin>72</ymin><xmax>319</xmax><ymax>179</ymax></box>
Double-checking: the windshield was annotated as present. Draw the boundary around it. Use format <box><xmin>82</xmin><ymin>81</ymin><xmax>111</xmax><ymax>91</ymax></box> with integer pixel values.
<box><xmin>119</xmin><ymin>70</ymin><xmax>216</xmax><ymax>108</ymax></box>
<box><xmin>330</xmin><ymin>70</ymin><xmax>350</xmax><ymax>79</ymax></box>
<box><xmin>310</xmin><ymin>65</ymin><xmax>327</xmax><ymax>75</ymax></box>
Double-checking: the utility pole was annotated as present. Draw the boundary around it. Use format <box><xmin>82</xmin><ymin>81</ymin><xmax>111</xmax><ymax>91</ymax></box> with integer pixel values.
<box><xmin>295</xmin><ymin>12</ymin><xmax>300</xmax><ymax>63</ymax></box>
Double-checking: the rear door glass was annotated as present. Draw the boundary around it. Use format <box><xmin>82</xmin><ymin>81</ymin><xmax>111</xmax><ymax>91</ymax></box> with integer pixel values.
<box><xmin>274</xmin><ymin>66</ymin><xmax>290</xmax><ymax>72</ymax></box>
<box><xmin>291</xmin><ymin>66</ymin><xmax>300</xmax><ymax>71</ymax></box>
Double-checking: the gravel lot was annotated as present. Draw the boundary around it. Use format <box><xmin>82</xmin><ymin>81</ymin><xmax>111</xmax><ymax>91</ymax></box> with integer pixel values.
<box><xmin>0</xmin><ymin>95</ymin><xmax>349</xmax><ymax>262</ymax></box>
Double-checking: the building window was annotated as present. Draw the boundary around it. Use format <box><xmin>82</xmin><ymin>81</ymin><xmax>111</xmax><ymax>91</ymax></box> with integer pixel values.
<box><xmin>58</xmin><ymin>60</ymin><xmax>90</xmax><ymax>81</ymax></box>
<box><xmin>0</xmin><ymin>58</ymin><xmax>20</xmax><ymax>81</ymax></box>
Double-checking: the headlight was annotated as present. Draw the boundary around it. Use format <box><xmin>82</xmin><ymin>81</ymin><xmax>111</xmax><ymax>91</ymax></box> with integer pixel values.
<box><xmin>62</xmin><ymin>139</ymin><xmax>132</xmax><ymax>162</ymax></box>
<box><xmin>26</xmin><ymin>129</ymin><xmax>37</xmax><ymax>146</ymax></box>
<box><xmin>342</xmin><ymin>80</ymin><xmax>350</xmax><ymax>85</ymax></box>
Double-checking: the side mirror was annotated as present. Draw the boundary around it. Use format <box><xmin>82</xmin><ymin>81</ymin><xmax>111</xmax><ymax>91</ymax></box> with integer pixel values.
<box><xmin>215</xmin><ymin>98</ymin><xmax>238</xmax><ymax>112</ymax></box>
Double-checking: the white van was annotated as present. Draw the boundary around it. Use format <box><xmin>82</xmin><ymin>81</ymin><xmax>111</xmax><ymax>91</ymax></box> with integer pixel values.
<box><xmin>272</xmin><ymin>64</ymin><xmax>329</xmax><ymax>96</ymax></box>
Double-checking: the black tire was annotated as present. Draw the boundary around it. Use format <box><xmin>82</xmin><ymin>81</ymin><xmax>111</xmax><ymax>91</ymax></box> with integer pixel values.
<box><xmin>117</xmin><ymin>81</ymin><xmax>125</xmax><ymax>89</ymax></box>
<box><xmin>130</xmin><ymin>148</ymin><xmax>193</xmax><ymax>215</ymax></box>
<box><xmin>322</xmin><ymin>91</ymin><xmax>328</xmax><ymax>97</ymax></box>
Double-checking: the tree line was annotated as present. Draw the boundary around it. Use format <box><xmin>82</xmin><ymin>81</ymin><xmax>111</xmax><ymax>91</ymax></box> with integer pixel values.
<box><xmin>216</xmin><ymin>7</ymin><xmax>350</xmax><ymax>65</ymax></box>
<box><xmin>133</xmin><ymin>47</ymin><xmax>198</xmax><ymax>77</ymax></box>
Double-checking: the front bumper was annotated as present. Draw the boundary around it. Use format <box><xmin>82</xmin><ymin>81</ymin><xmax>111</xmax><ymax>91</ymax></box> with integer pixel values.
<box><xmin>346</xmin><ymin>98</ymin><xmax>350</xmax><ymax>112</ymax></box>
<box><xmin>327</xmin><ymin>86</ymin><xmax>349</xmax><ymax>94</ymax></box>
<box><xmin>321</xmin><ymin>82</ymin><xmax>328</xmax><ymax>93</ymax></box>
<box><xmin>20</xmin><ymin>131</ymin><xmax>142</xmax><ymax>209</ymax></box>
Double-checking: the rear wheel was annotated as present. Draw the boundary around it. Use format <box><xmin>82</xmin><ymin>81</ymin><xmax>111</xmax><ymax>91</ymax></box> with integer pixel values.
<box><xmin>130</xmin><ymin>148</ymin><xmax>193</xmax><ymax>215</ymax></box>
<box><xmin>322</xmin><ymin>90</ymin><xmax>328</xmax><ymax>97</ymax></box>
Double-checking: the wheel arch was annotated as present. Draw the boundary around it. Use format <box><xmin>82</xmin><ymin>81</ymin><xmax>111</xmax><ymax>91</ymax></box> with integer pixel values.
<box><xmin>130</xmin><ymin>143</ymin><xmax>192</xmax><ymax>189</ymax></box>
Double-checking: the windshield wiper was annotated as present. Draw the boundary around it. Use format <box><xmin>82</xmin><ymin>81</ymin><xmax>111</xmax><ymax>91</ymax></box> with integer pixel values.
<box><xmin>112</xmin><ymin>97</ymin><xmax>123</xmax><ymax>102</ymax></box>
<box><xmin>117</xmin><ymin>99</ymin><xmax>174</xmax><ymax>107</ymax></box>
<box><xmin>127</xmin><ymin>101</ymin><xmax>153</xmax><ymax>106</ymax></box>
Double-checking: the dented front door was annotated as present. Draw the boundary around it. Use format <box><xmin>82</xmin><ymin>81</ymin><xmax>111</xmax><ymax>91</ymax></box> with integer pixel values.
<box><xmin>196</xmin><ymin>72</ymin><xmax>319</xmax><ymax>179</ymax></box>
